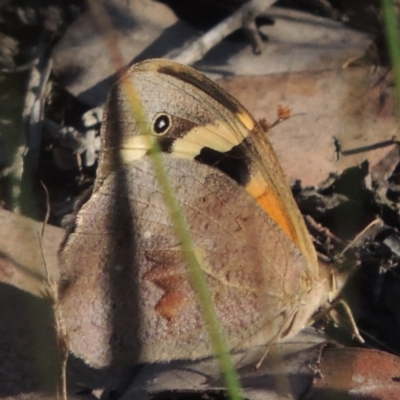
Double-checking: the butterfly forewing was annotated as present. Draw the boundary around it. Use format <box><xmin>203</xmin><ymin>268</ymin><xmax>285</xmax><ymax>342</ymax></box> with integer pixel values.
<box><xmin>130</xmin><ymin>59</ymin><xmax>318</xmax><ymax>270</ymax></box>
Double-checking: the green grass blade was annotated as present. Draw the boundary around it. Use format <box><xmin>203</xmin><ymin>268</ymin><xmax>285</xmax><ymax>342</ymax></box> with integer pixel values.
<box><xmin>382</xmin><ymin>0</ymin><xmax>400</xmax><ymax>116</ymax></box>
<box><xmin>87</xmin><ymin>2</ymin><xmax>244</xmax><ymax>398</ymax></box>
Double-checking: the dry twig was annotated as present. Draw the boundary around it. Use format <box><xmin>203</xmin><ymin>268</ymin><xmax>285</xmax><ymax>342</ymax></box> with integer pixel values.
<box><xmin>172</xmin><ymin>0</ymin><xmax>276</xmax><ymax>65</ymax></box>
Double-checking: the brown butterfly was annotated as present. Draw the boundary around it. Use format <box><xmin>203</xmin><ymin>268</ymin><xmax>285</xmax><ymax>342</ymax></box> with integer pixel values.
<box><xmin>58</xmin><ymin>59</ymin><xmax>334</xmax><ymax>368</ymax></box>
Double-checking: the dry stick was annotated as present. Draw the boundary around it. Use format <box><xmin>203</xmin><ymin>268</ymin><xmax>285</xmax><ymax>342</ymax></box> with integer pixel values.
<box><xmin>308</xmin><ymin>220</ymin><xmax>385</xmax><ymax>347</ymax></box>
<box><xmin>22</xmin><ymin>42</ymin><xmax>52</xmax><ymax>169</ymax></box>
<box><xmin>39</xmin><ymin>182</ymin><xmax>68</xmax><ymax>400</ymax></box>
<box><xmin>27</xmin><ymin>51</ymin><xmax>52</xmax><ymax>170</ymax></box>
<box><xmin>9</xmin><ymin>42</ymin><xmax>52</xmax><ymax>212</ymax></box>
<box><xmin>305</xmin><ymin>215</ymin><xmax>345</xmax><ymax>247</ymax></box>
<box><xmin>310</xmin><ymin>297</ymin><xmax>364</xmax><ymax>344</ymax></box>
<box><xmin>242</xmin><ymin>19</ymin><xmax>264</xmax><ymax>55</ymax></box>
<box><xmin>172</xmin><ymin>0</ymin><xmax>276</xmax><ymax>65</ymax></box>
<box><xmin>339</xmin><ymin>218</ymin><xmax>384</xmax><ymax>257</ymax></box>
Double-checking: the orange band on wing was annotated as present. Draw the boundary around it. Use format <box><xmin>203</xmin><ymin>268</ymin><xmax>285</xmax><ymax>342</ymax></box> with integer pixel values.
<box><xmin>245</xmin><ymin>174</ymin><xmax>296</xmax><ymax>244</ymax></box>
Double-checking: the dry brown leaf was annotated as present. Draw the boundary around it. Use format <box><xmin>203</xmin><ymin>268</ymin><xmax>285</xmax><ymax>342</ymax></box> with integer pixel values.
<box><xmin>0</xmin><ymin>209</ymin><xmax>63</xmax><ymax>296</ymax></box>
<box><xmin>308</xmin><ymin>347</ymin><xmax>400</xmax><ymax>399</ymax></box>
<box><xmin>218</xmin><ymin>67</ymin><xmax>398</xmax><ymax>186</ymax></box>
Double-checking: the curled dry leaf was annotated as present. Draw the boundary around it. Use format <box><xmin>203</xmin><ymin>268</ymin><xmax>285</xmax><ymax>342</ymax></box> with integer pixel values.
<box><xmin>308</xmin><ymin>347</ymin><xmax>400</xmax><ymax>399</ymax></box>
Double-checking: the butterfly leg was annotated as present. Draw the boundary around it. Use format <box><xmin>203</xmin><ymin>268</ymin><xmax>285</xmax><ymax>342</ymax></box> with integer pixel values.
<box><xmin>254</xmin><ymin>307</ymin><xmax>299</xmax><ymax>370</ymax></box>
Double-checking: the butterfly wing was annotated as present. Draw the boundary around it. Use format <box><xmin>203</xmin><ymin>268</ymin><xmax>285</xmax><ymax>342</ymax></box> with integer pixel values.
<box><xmin>59</xmin><ymin>59</ymin><xmax>326</xmax><ymax>368</ymax></box>
<box><xmin>59</xmin><ymin>155</ymin><xmax>314</xmax><ymax>367</ymax></box>
<box><xmin>100</xmin><ymin>59</ymin><xmax>318</xmax><ymax>271</ymax></box>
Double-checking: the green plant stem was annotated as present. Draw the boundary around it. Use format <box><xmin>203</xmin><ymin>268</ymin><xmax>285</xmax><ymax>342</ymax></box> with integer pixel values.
<box><xmin>87</xmin><ymin>2</ymin><xmax>244</xmax><ymax>398</ymax></box>
<box><xmin>382</xmin><ymin>0</ymin><xmax>400</xmax><ymax>116</ymax></box>
<box><xmin>124</xmin><ymin>80</ymin><xmax>244</xmax><ymax>400</ymax></box>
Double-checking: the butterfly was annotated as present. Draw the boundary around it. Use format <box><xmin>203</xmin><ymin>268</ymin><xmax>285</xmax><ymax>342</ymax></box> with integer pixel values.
<box><xmin>58</xmin><ymin>59</ymin><xmax>333</xmax><ymax>368</ymax></box>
